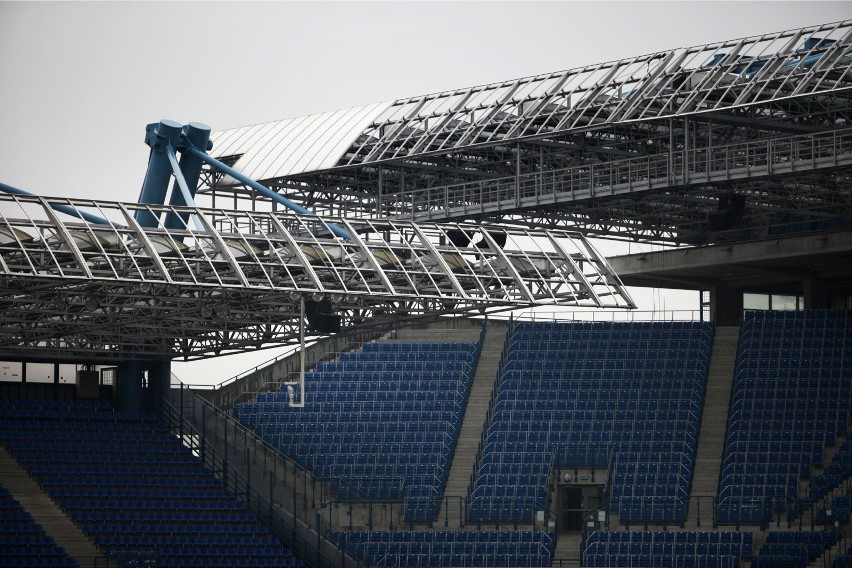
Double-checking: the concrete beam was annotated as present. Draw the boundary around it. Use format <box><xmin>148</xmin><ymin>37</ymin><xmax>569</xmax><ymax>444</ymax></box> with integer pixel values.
<box><xmin>609</xmin><ymin>230</ymin><xmax>852</xmax><ymax>292</ymax></box>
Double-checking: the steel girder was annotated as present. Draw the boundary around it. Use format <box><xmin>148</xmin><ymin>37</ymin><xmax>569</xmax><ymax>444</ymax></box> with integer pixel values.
<box><xmin>194</xmin><ymin>21</ymin><xmax>852</xmax><ymax>244</ymax></box>
<box><xmin>340</xmin><ymin>24</ymin><xmax>852</xmax><ymax>166</ymax></box>
<box><xmin>0</xmin><ymin>195</ymin><xmax>633</xmax><ymax>361</ymax></box>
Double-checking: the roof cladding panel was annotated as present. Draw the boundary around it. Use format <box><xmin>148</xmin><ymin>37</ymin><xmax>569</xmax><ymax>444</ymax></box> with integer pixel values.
<box><xmin>209</xmin><ymin>19</ymin><xmax>852</xmax><ymax>183</ymax></box>
<box><xmin>209</xmin><ymin>101</ymin><xmax>392</xmax><ymax>181</ymax></box>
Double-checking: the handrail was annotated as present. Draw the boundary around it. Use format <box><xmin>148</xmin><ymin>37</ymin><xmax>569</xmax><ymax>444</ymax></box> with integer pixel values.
<box><xmin>191</xmin><ymin>392</ymin><xmax>380</xmax><ymax>505</ymax></box>
<box><xmin>394</xmin><ymin>128</ymin><xmax>852</xmax><ymax>220</ymax></box>
<box><xmin>187</xmin><ymin>328</ymin><xmax>384</xmax><ymax>410</ymax></box>
<box><xmin>158</xmin><ymin>396</ymin><xmax>346</xmax><ymax>568</ymax></box>
<box><xmin>513</xmin><ymin>309</ymin><xmax>704</xmax><ymax>323</ymax></box>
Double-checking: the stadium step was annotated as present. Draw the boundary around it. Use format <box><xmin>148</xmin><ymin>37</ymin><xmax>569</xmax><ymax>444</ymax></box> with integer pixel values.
<box><xmin>0</xmin><ymin>445</ymin><xmax>102</xmax><ymax>568</ymax></box>
<box><xmin>437</xmin><ymin>322</ymin><xmax>508</xmax><ymax>522</ymax></box>
<box><xmin>688</xmin><ymin>326</ymin><xmax>739</xmax><ymax>526</ymax></box>
<box><xmin>551</xmin><ymin>532</ymin><xmax>583</xmax><ymax>566</ymax></box>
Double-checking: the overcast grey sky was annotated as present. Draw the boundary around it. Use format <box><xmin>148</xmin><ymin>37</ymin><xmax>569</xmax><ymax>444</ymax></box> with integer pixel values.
<box><xmin>1</xmin><ymin>1</ymin><xmax>849</xmax><ymax>384</ymax></box>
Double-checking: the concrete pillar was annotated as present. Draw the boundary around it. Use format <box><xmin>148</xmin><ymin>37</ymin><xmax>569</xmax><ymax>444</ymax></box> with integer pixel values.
<box><xmin>116</xmin><ymin>360</ymin><xmax>145</xmax><ymax>413</ymax></box>
<box><xmin>146</xmin><ymin>360</ymin><xmax>172</xmax><ymax>414</ymax></box>
<box><xmin>710</xmin><ymin>285</ymin><xmax>744</xmax><ymax>326</ymax></box>
<box><xmin>803</xmin><ymin>277</ymin><xmax>830</xmax><ymax>309</ymax></box>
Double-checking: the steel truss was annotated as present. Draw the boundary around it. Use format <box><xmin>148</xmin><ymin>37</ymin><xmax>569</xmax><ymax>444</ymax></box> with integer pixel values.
<box><xmin>0</xmin><ymin>195</ymin><xmax>633</xmax><ymax>360</ymax></box>
<box><xmin>196</xmin><ymin>20</ymin><xmax>852</xmax><ymax>245</ymax></box>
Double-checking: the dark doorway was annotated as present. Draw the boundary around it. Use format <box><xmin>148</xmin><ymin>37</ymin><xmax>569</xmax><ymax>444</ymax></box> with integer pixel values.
<box><xmin>558</xmin><ymin>485</ymin><xmax>604</xmax><ymax>532</ymax></box>
<box><xmin>560</xmin><ymin>486</ymin><xmax>584</xmax><ymax>531</ymax></box>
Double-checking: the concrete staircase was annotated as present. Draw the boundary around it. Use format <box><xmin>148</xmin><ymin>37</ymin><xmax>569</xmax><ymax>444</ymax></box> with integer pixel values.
<box><xmin>687</xmin><ymin>326</ymin><xmax>739</xmax><ymax>528</ymax></box>
<box><xmin>0</xmin><ymin>446</ymin><xmax>102</xmax><ymax>568</ymax></box>
<box><xmin>436</xmin><ymin>323</ymin><xmax>507</xmax><ymax>524</ymax></box>
<box><xmin>551</xmin><ymin>532</ymin><xmax>583</xmax><ymax>566</ymax></box>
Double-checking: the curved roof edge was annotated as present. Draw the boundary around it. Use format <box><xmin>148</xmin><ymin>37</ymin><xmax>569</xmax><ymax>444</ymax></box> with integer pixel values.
<box><xmin>209</xmin><ymin>101</ymin><xmax>392</xmax><ymax>181</ymax></box>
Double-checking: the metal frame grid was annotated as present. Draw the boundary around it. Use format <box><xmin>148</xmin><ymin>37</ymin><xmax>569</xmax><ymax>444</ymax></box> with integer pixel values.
<box><xmin>0</xmin><ymin>194</ymin><xmax>633</xmax><ymax>360</ymax></box>
<box><xmin>196</xmin><ymin>20</ymin><xmax>852</xmax><ymax>246</ymax></box>
<box><xmin>341</xmin><ymin>20</ymin><xmax>852</xmax><ymax>165</ymax></box>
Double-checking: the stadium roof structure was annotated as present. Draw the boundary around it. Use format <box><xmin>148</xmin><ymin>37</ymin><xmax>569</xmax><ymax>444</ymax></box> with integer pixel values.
<box><xmin>200</xmin><ymin>19</ymin><xmax>852</xmax><ymax>246</ymax></box>
<box><xmin>4</xmin><ymin>19</ymin><xmax>852</xmax><ymax>363</ymax></box>
<box><xmin>0</xmin><ymin>193</ymin><xmax>632</xmax><ymax>361</ymax></box>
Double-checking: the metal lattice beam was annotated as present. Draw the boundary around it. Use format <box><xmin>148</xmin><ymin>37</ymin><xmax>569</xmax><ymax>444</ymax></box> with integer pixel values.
<box><xmin>0</xmin><ymin>194</ymin><xmax>633</xmax><ymax>360</ymax></box>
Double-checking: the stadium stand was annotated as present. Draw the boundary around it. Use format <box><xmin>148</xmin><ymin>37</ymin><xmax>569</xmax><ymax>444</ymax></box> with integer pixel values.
<box><xmin>467</xmin><ymin>320</ymin><xmax>713</xmax><ymax>526</ymax></box>
<box><xmin>718</xmin><ymin>310</ymin><xmax>852</xmax><ymax>526</ymax></box>
<box><xmin>751</xmin><ymin>530</ymin><xmax>838</xmax><ymax>568</ymax></box>
<box><xmin>0</xmin><ymin>483</ymin><xmax>78</xmax><ymax>568</ymax></box>
<box><xmin>0</xmin><ymin>398</ymin><xmax>304</xmax><ymax>568</ymax></box>
<box><xmin>330</xmin><ymin>529</ymin><xmax>554</xmax><ymax>568</ymax></box>
<box><xmin>235</xmin><ymin>340</ymin><xmax>480</xmax><ymax>524</ymax></box>
<box><xmin>583</xmin><ymin>530</ymin><xmax>753</xmax><ymax>568</ymax></box>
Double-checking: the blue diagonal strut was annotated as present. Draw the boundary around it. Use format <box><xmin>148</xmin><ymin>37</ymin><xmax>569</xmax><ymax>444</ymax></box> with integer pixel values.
<box><xmin>186</xmin><ymin>145</ymin><xmax>352</xmax><ymax>240</ymax></box>
<box><xmin>0</xmin><ymin>182</ymin><xmax>120</xmax><ymax>227</ymax></box>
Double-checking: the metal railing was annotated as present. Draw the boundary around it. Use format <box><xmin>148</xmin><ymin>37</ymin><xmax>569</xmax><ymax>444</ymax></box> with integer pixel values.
<box><xmin>160</xmin><ymin>392</ymin><xmax>355</xmax><ymax>568</ymax></box>
<box><xmin>391</xmin><ymin>128</ymin><xmax>852</xmax><ymax>221</ymax></box>
<box><xmin>518</xmin><ymin>307</ymin><xmax>706</xmax><ymax>319</ymax></box>
<box><xmin>191</xmin><ymin>328</ymin><xmax>384</xmax><ymax>410</ymax></box>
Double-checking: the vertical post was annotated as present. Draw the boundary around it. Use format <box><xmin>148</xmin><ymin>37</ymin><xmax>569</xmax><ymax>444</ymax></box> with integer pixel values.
<box><xmin>136</xmin><ymin>120</ymin><xmax>183</xmax><ymax>228</ymax></box>
<box><xmin>292</xmin><ymin>477</ymin><xmax>297</xmax><ymax>519</ymax></box>
<box><xmin>515</xmin><ymin>143</ymin><xmax>521</xmax><ymax>207</ymax></box>
<box><xmin>147</xmin><ymin>360</ymin><xmax>171</xmax><ymax>414</ymax></box>
<box><xmin>300</xmin><ymin>295</ymin><xmax>305</xmax><ymax>395</ymax></box>
<box><xmin>223</xmin><ymin>418</ymin><xmax>228</xmax><ymax>488</ymax></box>
<box><xmin>696</xmin><ymin>496</ymin><xmax>701</xmax><ymax>528</ymax></box>
<box><xmin>683</xmin><ymin>117</ymin><xmax>689</xmax><ymax>181</ymax></box>
<box><xmin>377</xmin><ymin>166</ymin><xmax>383</xmax><ymax>216</ymax></box>
<box><xmin>669</xmin><ymin>118</ymin><xmax>675</xmax><ymax>185</ymax></box>
<box><xmin>179</xmin><ymin>385</ymin><xmax>184</xmax><ymax>442</ymax></box>
<box><xmin>201</xmin><ymin>403</ymin><xmax>206</xmax><ymax>464</ymax></box>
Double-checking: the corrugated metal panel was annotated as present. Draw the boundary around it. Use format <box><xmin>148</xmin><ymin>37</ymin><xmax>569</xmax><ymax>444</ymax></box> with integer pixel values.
<box><xmin>209</xmin><ymin>101</ymin><xmax>391</xmax><ymax>181</ymax></box>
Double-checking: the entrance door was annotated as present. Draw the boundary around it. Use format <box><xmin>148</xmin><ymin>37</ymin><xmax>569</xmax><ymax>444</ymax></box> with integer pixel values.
<box><xmin>559</xmin><ymin>485</ymin><xmax>604</xmax><ymax>532</ymax></box>
<box><xmin>559</xmin><ymin>486</ymin><xmax>584</xmax><ymax>531</ymax></box>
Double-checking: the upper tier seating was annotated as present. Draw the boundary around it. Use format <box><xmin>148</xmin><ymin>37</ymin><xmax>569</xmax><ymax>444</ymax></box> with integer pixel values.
<box><xmin>235</xmin><ymin>341</ymin><xmax>479</xmax><ymax>524</ymax></box>
<box><xmin>469</xmin><ymin>320</ymin><xmax>713</xmax><ymax>525</ymax></box>
<box><xmin>0</xmin><ymin>399</ymin><xmax>303</xmax><ymax>568</ymax></box>
<box><xmin>718</xmin><ymin>310</ymin><xmax>852</xmax><ymax>525</ymax></box>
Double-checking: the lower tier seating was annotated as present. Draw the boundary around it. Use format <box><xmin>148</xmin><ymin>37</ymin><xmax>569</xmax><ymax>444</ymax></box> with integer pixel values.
<box><xmin>0</xmin><ymin>398</ymin><xmax>303</xmax><ymax>568</ymax></box>
<box><xmin>718</xmin><ymin>310</ymin><xmax>852</xmax><ymax>525</ymax></box>
<box><xmin>584</xmin><ymin>531</ymin><xmax>753</xmax><ymax>568</ymax></box>
<box><xmin>332</xmin><ymin>530</ymin><xmax>554</xmax><ymax>567</ymax></box>
<box><xmin>751</xmin><ymin>530</ymin><xmax>838</xmax><ymax>568</ymax></box>
<box><xmin>0</xmin><ymin>485</ymin><xmax>77</xmax><ymax>568</ymax></box>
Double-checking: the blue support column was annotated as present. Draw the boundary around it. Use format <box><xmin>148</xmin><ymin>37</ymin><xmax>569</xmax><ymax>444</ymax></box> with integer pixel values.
<box><xmin>165</xmin><ymin>122</ymin><xmax>212</xmax><ymax>230</ymax></box>
<box><xmin>136</xmin><ymin>120</ymin><xmax>183</xmax><ymax>228</ymax></box>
